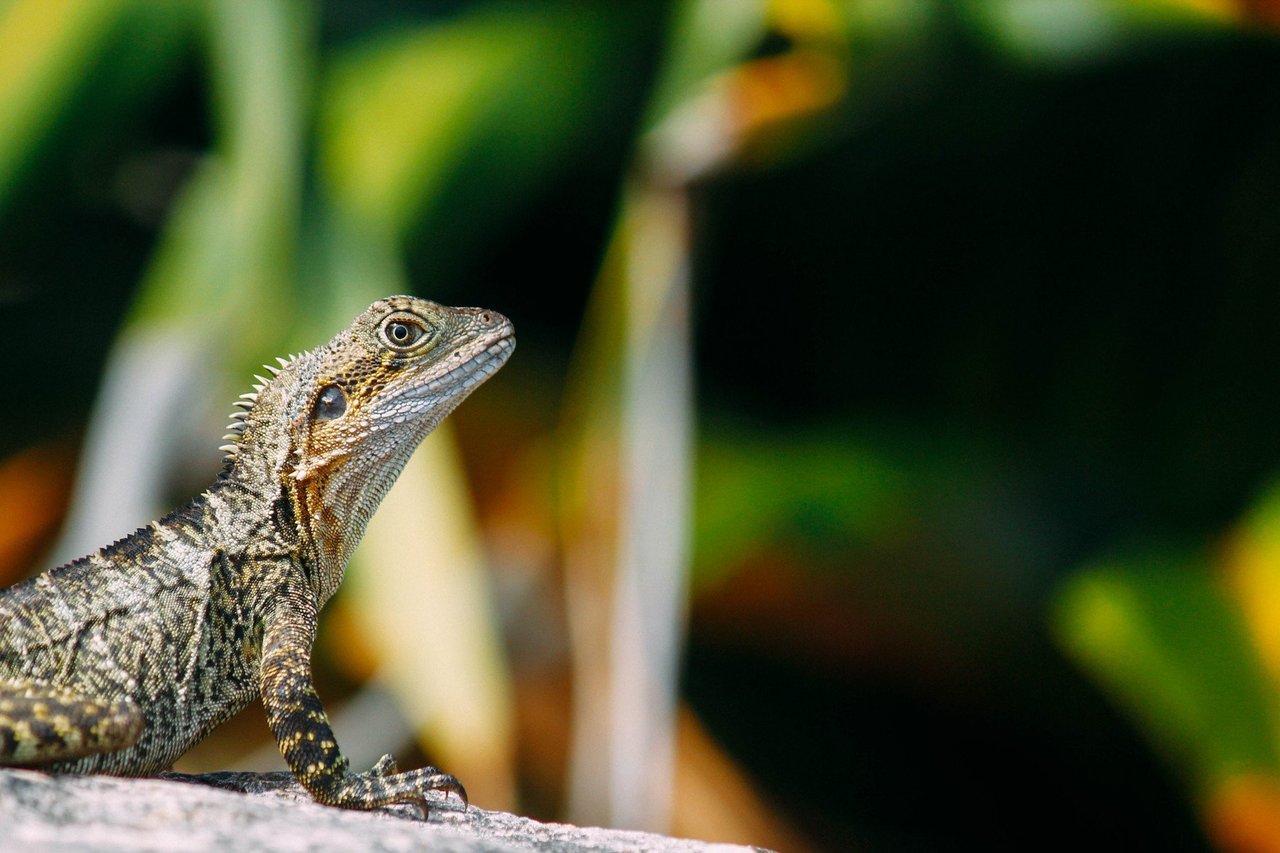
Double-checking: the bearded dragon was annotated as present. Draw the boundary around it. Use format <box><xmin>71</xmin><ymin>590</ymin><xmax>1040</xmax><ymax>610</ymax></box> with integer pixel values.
<box><xmin>0</xmin><ymin>295</ymin><xmax>514</xmax><ymax>815</ymax></box>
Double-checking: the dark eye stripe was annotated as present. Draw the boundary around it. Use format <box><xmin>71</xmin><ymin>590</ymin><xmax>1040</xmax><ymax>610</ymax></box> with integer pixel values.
<box><xmin>311</xmin><ymin>385</ymin><xmax>347</xmax><ymax>421</ymax></box>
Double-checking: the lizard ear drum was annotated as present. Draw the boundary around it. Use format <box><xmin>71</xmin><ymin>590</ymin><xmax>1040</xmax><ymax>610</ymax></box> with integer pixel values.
<box><xmin>311</xmin><ymin>385</ymin><xmax>347</xmax><ymax>422</ymax></box>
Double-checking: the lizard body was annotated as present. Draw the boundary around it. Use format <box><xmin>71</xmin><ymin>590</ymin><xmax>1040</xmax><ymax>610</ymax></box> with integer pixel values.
<box><xmin>0</xmin><ymin>295</ymin><xmax>514</xmax><ymax>813</ymax></box>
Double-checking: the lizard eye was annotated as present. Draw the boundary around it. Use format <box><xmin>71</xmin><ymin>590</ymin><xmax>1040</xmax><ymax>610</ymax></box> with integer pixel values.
<box><xmin>381</xmin><ymin>317</ymin><xmax>429</xmax><ymax>351</ymax></box>
<box><xmin>312</xmin><ymin>385</ymin><xmax>347</xmax><ymax>422</ymax></box>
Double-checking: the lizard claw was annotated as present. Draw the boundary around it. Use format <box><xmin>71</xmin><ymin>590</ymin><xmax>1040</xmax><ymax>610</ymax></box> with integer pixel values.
<box><xmin>422</xmin><ymin>768</ymin><xmax>468</xmax><ymax>808</ymax></box>
<box><xmin>399</xmin><ymin>770</ymin><xmax>468</xmax><ymax>820</ymax></box>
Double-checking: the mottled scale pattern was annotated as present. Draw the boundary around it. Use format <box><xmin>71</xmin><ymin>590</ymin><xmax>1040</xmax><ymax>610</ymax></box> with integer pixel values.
<box><xmin>0</xmin><ymin>296</ymin><xmax>513</xmax><ymax>815</ymax></box>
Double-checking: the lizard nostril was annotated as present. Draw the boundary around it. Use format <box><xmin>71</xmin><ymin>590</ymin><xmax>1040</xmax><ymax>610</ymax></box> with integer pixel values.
<box><xmin>480</xmin><ymin>312</ymin><xmax>492</xmax><ymax>324</ymax></box>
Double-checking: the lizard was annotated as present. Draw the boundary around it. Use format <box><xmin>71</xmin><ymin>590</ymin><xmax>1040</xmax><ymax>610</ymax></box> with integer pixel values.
<box><xmin>0</xmin><ymin>295</ymin><xmax>514</xmax><ymax>816</ymax></box>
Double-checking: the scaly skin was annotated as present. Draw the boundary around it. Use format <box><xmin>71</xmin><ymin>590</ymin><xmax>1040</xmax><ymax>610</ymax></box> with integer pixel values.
<box><xmin>0</xmin><ymin>296</ymin><xmax>514</xmax><ymax>815</ymax></box>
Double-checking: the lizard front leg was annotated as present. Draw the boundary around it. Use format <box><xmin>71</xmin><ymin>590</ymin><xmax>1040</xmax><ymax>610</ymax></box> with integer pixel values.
<box><xmin>260</xmin><ymin>593</ymin><xmax>466</xmax><ymax>815</ymax></box>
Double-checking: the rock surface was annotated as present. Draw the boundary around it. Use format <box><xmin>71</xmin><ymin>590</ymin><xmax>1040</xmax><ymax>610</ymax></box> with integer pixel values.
<box><xmin>0</xmin><ymin>768</ymin><xmax>760</xmax><ymax>853</ymax></box>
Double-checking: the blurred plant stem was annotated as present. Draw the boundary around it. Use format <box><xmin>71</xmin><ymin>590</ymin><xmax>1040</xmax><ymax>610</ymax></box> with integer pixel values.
<box><xmin>558</xmin><ymin>0</ymin><xmax>846</xmax><ymax>831</ymax></box>
<box><xmin>51</xmin><ymin>0</ymin><xmax>307</xmax><ymax>563</ymax></box>
<box><xmin>559</xmin><ymin>180</ymin><xmax>694</xmax><ymax>832</ymax></box>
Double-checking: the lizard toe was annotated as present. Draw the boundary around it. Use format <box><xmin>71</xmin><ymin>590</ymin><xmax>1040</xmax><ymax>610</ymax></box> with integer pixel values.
<box><xmin>370</xmin><ymin>753</ymin><xmax>399</xmax><ymax>776</ymax></box>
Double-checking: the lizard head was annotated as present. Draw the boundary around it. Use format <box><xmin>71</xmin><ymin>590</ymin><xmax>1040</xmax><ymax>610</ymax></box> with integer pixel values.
<box><xmin>223</xmin><ymin>295</ymin><xmax>514</xmax><ymax>583</ymax></box>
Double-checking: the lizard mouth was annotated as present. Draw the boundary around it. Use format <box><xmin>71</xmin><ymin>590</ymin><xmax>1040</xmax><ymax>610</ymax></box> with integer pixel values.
<box><xmin>396</xmin><ymin>326</ymin><xmax>516</xmax><ymax>406</ymax></box>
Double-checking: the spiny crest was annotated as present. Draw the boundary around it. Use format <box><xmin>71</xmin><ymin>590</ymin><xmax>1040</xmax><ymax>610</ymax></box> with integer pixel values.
<box><xmin>218</xmin><ymin>352</ymin><xmax>299</xmax><ymax>462</ymax></box>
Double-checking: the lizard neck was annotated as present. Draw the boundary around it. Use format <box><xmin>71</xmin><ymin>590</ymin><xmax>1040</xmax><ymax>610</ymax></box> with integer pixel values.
<box><xmin>216</xmin><ymin>401</ymin><xmax>426</xmax><ymax>608</ymax></box>
<box><xmin>212</xmin><ymin>382</ymin><xmax>342</xmax><ymax>602</ymax></box>
<box><xmin>284</xmin><ymin>421</ymin><xmax>428</xmax><ymax>604</ymax></box>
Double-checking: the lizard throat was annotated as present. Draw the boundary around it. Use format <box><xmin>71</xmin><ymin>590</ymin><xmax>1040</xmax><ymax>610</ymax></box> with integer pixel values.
<box><xmin>285</xmin><ymin>331</ymin><xmax>515</xmax><ymax>602</ymax></box>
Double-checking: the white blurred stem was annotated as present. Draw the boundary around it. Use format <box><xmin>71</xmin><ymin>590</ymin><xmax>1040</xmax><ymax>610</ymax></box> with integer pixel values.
<box><xmin>613</xmin><ymin>187</ymin><xmax>693</xmax><ymax>830</ymax></box>
<box><xmin>46</xmin><ymin>328</ymin><xmax>216</xmax><ymax>568</ymax></box>
<box><xmin>567</xmin><ymin>184</ymin><xmax>694</xmax><ymax>832</ymax></box>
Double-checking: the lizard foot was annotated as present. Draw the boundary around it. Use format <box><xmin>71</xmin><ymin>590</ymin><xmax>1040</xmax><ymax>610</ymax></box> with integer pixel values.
<box><xmin>336</xmin><ymin>764</ymin><xmax>468</xmax><ymax>818</ymax></box>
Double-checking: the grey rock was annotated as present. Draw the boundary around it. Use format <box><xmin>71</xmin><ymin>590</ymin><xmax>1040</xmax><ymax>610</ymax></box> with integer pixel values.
<box><xmin>0</xmin><ymin>768</ymin><xmax>761</xmax><ymax>853</ymax></box>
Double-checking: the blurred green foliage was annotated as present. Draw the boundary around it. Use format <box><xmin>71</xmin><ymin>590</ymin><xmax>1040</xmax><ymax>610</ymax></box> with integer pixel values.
<box><xmin>1057</xmin><ymin>550</ymin><xmax>1280</xmax><ymax>791</ymax></box>
<box><xmin>694</xmin><ymin>430</ymin><xmax>911</xmax><ymax>588</ymax></box>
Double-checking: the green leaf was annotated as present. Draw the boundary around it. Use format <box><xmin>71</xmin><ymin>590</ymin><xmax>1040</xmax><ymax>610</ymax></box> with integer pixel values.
<box><xmin>318</xmin><ymin>3</ymin><xmax>643</xmax><ymax>262</ymax></box>
<box><xmin>0</xmin><ymin>0</ymin><xmax>192</xmax><ymax>214</ymax></box>
<box><xmin>1054</xmin><ymin>550</ymin><xmax>1280</xmax><ymax>792</ymax></box>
